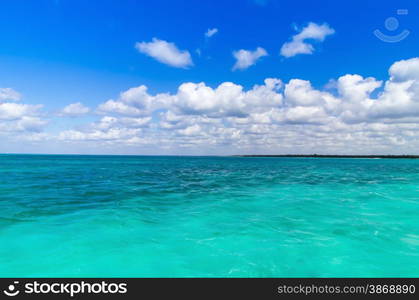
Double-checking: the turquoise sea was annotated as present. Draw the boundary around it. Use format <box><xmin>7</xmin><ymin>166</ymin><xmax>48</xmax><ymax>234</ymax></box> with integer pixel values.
<box><xmin>0</xmin><ymin>155</ymin><xmax>418</xmax><ymax>277</ymax></box>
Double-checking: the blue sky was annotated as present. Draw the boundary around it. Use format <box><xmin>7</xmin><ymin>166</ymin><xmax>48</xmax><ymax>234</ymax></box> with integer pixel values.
<box><xmin>1</xmin><ymin>0</ymin><xmax>419</xmax><ymax>154</ymax></box>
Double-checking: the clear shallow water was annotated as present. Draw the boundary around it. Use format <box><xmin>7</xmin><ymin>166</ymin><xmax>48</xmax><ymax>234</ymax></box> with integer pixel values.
<box><xmin>0</xmin><ymin>155</ymin><xmax>418</xmax><ymax>277</ymax></box>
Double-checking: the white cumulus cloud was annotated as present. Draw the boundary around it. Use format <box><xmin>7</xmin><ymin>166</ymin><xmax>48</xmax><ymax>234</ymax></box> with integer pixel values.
<box><xmin>0</xmin><ymin>102</ymin><xmax>42</xmax><ymax>120</ymax></box>
<box><xmin>280</xmin><ymin>22</ymin><xmax>335</xmax><ymax>58</ymax></box>
<box><xmin>205</xmin><ymin>28</ymin><xmax>218</xmax><ymax>38</ymax></box>
<box><xmin>0</xmin><ymin>87</ymin><xmax>49</xmax><ymax>146</ymax></box>
<box><xmin>135</xmin><ymin>38</ymin><xmax>193</xmax><ymax>68</ymax></box>
<box><xmin>232</xmin><ymin>47</ymin><xmax>268</xmax><ymax>70</ymax></box>
<box><xmin>0</xmin><ymin>88</ymin><xmax>21</xmax><ymax>101</ymax></box>
<box><xmin>60</xmin><ymin>102</ymin><xmax>90</xmax><ymax>117</ymax></box>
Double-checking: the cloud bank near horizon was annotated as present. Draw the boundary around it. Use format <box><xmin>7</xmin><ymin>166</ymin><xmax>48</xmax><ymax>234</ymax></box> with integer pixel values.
<box><xmin>2</xmin><ymin>57</ymin><xmax>419</xmax><ymax>155</ymax></box>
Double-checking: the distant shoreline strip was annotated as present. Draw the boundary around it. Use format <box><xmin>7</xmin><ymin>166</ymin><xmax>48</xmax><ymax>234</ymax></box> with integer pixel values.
<box><xmin>235</xmin><ymin>155</ymin><xmax>419</xmax><ymax>159</ymax></box>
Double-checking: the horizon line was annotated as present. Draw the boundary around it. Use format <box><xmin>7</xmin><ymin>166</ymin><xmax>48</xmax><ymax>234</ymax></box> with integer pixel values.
<box><xmin>1</xmin><ymin>153</ymin><xmax>419</xmax><ymax>158</ymax></box>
